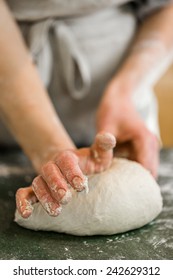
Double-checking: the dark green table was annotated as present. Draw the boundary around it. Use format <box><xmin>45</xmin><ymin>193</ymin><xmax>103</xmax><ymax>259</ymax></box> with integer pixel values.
<box><xmin>0</xmin><ymin>149</ymin><xmax>173</xmax><ymax>260</ymax></box>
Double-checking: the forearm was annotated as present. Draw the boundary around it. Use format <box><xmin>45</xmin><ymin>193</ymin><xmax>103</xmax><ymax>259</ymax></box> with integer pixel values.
<box><xmin>0</xmin><ymin>62</ymin><xmax>75</xmax><ymax>170</ymax></box>
<box><xmin>0</xmin><ymin>1</ymin><xmax>75</xmax><ymax>172</ymax></box>
<box><xmin>110</xmin><ymin>4</ymin><xmax>173</xmax><ymax>93</ymax></box>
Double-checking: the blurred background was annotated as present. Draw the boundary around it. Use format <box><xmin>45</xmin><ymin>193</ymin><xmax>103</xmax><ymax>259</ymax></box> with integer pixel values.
<box><xmin>155</xmin><ymin>64</ymin><xmax>173</xmax><ymax>147</ymax></box>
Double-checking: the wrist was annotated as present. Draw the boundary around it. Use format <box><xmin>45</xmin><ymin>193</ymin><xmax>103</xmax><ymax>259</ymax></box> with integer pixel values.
<box><xmin>30</xmin><ymin>141</ymin><xmax>75</xmax><ymax>173</ymax></box>
<box><xmin>104</xmin><ymin>75</ymin><xmax>135</xmax><ymax>102</ymax></box>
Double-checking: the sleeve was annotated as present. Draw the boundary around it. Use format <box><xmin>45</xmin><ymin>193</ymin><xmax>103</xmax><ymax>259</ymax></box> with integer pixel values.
<box><xmin>130</xmin><ymin>0</ymin><xmax>173</xmax><ymax>20</ymax></box>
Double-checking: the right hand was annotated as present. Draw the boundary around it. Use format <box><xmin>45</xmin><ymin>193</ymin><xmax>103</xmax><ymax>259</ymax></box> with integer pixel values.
<box><xmin>16</xmin><ymin>132</ymin><xmax>116</xmax><ymax>218</ymax></box>
<box><xmin>97</xmin><ymin>81</ymin><xmax>160</xmax><ymax>178</ymax></box>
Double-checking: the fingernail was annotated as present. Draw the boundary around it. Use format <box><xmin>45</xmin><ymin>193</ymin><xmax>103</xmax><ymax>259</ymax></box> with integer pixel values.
<box><xmin>19</xmin><ymin>200</ymin><xmax>33</xmax><ymax>218</ymax></box>
<box><xmin>22</xmin><ymin>210</ymin><xmax>32</xmax><ymax>219</ymax></box>
<box><xmin>97</xmin><ymin>133</ymin><xmax>116</xmax><ymax>150</ymax></box>
<box><xmin>44</xmin><ymin>202</ymin><xmax>62</xmax><ymax>216</ymax></box>
<box><xmin>54</xmin><ymin>205</ymin><xmax>62</xmax><ymax>216</ymax></box>
<box><xmin>24</xmin><ymin>199</ymin><xmax>33</xmax><ymax>211</ymax></box>
<box><xmin>57</xmin><ymin>189</ymin><xmax>66</xmax><ymax>200</ymax></box>
<box><xmin>72</xmin><ymin>176</ymin><xmax>88</xmax><ymax>193</ymax></box>
<box><xmin>60</xmin><ymin>189</ymin><xmax>72</xmax><ymax>205</ymax></box>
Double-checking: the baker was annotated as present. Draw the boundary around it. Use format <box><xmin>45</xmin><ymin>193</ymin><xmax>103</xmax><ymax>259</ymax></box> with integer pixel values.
<box><xmin>0</xmin><ymin>0</ymin><xmax>173</xmax><ymax>218</ymax></box>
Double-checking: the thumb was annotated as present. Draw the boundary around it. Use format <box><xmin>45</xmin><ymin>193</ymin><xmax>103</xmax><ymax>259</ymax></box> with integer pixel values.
<box><xmin>91</xmin><ymin>131</ymin><xmax>116</xmax><ymax>161</ymax></box>
<box><xmin>16</xmin><ymin>186</ymin><xmax>38</xmax><ymax>218</ymax></box>
<box><xmin>132</xmin><ymin>129</ymin><xmax>159</xmax><ymax>178</ymax></box>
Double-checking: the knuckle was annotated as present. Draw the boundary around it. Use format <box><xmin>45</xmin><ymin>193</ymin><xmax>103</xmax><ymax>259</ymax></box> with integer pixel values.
<box><xmin>57</xmin><ymin>150</ymin><xmax>77</xmax><ymax>164</ymax></box>
<box><xmin>49</xmin><ymin>184</ymin><xmax>58</xmax><ymax>192</ymax></box>
<box><xmin>58</xmin><ymin>150</ymin><xmax>70</xmax><ymax>160</ymax></box>
<box><xmin>41</xmin><ymin>161</ymin><xmax>53</xmax><ymax>174</ymax></box>
<box><xmin>32</xmin><ymin>175</ymin><xmax>42</xmax><ymax>189</ymax></box>
<box><xmin>40</xmin><ymin>193</ymin><xmax>50</xmax><ymax>203</ymax></box>
<box><xmin>16</xmin><ymin>188</ymin><xmax>24</xmax><ymax>198</ymax></box>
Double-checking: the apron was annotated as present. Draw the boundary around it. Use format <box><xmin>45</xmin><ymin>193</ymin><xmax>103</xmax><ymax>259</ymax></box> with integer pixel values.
<box><xmin>0</xmin><ymin>1</ymin><xmax>163</xmax><ymax>146</ymax></box>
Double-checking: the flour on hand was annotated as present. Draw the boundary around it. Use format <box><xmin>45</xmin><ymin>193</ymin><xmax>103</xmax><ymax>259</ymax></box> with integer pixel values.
<box><xmin>15</xmin><ymin>158</ymin><xmax>162</xmax><ymax>236</ymax></box>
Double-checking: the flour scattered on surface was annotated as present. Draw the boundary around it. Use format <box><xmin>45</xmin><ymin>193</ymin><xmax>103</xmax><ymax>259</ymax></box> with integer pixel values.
<box><xmin>106</xmin><ymin>239</ymin><xmax>113</xmax><ymax>243</ymax></box>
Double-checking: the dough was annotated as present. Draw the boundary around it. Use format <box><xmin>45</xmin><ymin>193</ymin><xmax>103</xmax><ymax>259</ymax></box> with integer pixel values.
<box><xmin>15</xmin><ymin>158</ymin><xmax>162</xmax><ymax>236</ymax></box>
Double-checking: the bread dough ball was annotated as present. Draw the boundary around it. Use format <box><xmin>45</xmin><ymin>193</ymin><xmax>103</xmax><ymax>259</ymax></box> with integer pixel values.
<box><xmin>15</xmin><ymin>158</ymin><xmax>162</xmax><ymax>236</ymax></box>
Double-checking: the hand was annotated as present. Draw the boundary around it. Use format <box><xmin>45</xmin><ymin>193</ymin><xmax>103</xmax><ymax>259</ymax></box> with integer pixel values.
<box><xmin>16</xmin><ymin>132</ymin><xmax>116</xmax><ymax>218</ymax></box>
<box><xmin>97</xmin><ymin>81</ymin><xmax>159</xmax><ymax>178</ymax></box>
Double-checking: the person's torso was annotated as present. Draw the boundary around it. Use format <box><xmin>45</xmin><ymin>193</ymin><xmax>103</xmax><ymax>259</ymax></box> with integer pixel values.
<box><xmin>6</xmin><ymin>0</ymin><xmax>132</xmax><ymax>21</ymax></box>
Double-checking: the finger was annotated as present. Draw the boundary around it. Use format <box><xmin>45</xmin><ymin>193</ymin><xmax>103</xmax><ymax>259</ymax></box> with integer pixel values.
<box><xmin>55</xmin><ymin>150</ymin><xmax>88</xmax><ymax>192</ymax></box>
<box><xmin>32</xmin><ymin>175</ymin><xmax>62</xmax><ymax>216</ymax></box>
<box><xmin>91</xmin><ymin>132</ymin><xmax>116</xmax><ymax>162</ymax></box>
<box><xmin>133</xmin><ymin>130</ymin><xmax>159</xmax><ymax>178</ymax></box>
<box><xmin>41</xmin><ymin>161</ymin><xmax>72</xmax><ymax>204</ymax></box>
<box><xmin>16</xmin><ymin>186</ymin><xmax>37</xmax><ymax>219</ymax></box>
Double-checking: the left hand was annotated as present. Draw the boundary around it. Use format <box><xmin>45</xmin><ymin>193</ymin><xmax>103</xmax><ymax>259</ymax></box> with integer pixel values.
<box><xmin>16</xmin><ymin>131</ymin><xmax>116</xmax><ymax>218</ymax></box>
<box><xmin>96</xmin><ymin>81</ymin><xmax>159</xmax><ymax>178</ymax></box>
